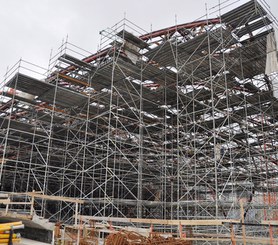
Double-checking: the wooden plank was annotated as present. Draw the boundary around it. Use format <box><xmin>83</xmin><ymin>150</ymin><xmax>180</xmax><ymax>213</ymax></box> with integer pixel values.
<box><xmin>270</xmin><ymin>225</ymin><xmax>274</xmax><ymax>245</ymax></box>
<box><xmin>0</xmin><ymin>211</ymin><xmax>32</xmax><ymax>220</ymax></box>
<box><xmin>79</xmin><ymin>216</ymin><xmax>240</xmax><ymax>226</ymax></box>
<box><xmin>0</xmin><ymin>200</ymin><xmax>32</xmax><ymax>205</ymax></box>
<box><xmin>58</xmin><ymin>73</ymin><xmax>89</xmax><ymax>87</ymax></box>
<box><xmin>30</xmin><ymin>193</ymin><xmax>35</xmax><ymax>216</ymax></box>
<box><xmin>0</xmin><ymin>194</ymin><xmax>9</xmax><ymax>198</ymax></box>
<box><xmin>0</xmin><ymin>199</ymin><xmax>9</xmax><ymax>204</ymax></box>
<box><xmin>27</xmin><ymin>192</ymin><xmax>84</xmax><ymax>204</ymax></box>
<box><xmin>261</xmin><ymin>220</ymin><xmax>278</xmax><ymax>225</ymax></box>
<box><xmin>0</xmin><ymin>221</ymin><xmax>22</xmax><ymax>227</ymax></box>
<box><xmin>183</xmin><ymin>237</ymin><xmax>278</xmax><ymax>244</ymax></box>
<box><xmin>0</xmin><ymin>224</ymin><xmax>24</xmax><ymax>231</ymax></box>
<box><xmin>240</xmin><ymin>200</ymin><xmax>247</xmax><ymax>245</ymax></box>
<box><xmin>231</xmin><ymin>224</ymin><xmax>236</xmax><ymax>245</ymax></box>
<box><xmin>0</xmin><ymin>238</ymin><xmax>21</xmax><ymax>243</ymax></box>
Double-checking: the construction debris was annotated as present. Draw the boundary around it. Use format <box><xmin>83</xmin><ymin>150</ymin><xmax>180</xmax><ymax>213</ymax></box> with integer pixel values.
<box><xmin>105</xmin><ymin>230</ymin><xmax>192</xmax><ymax>245</ymax></box>
<box><xmin>0</xmin><ymin>221</ymin><xmax>23</xmax><ymax>245</ymax></box>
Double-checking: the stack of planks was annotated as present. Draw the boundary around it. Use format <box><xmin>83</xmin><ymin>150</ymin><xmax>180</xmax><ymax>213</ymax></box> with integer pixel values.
<box><xmin>0</xmin><ymin>221</ymin><xmax>24</xmax><ymax>245</ymax></box>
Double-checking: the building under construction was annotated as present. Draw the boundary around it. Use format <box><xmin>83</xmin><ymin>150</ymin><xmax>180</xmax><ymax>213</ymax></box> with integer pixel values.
<box><xmin>0</xmin><ymin>0</ymin><xmax>278</xmax><ymax>244</ymax></box>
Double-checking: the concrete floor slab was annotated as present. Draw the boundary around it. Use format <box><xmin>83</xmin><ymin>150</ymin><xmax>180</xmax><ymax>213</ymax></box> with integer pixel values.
<box><xmin>15</xmin><ymin>238</ymin><xmax>50</xmax><ymax>244</ymax></box>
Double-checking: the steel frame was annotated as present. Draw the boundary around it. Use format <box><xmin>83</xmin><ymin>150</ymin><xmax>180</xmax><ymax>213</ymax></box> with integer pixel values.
<box><xmin>0</xmin><ymin>0</ymin><xmax>278</xmax><ymax>242</ymax></box>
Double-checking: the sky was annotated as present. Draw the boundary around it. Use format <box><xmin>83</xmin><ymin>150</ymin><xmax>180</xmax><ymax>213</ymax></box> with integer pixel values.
<box><xmin>0</xmin><ymin>0</ymin><xmax>278</xmax><ymax>82</ymax></box>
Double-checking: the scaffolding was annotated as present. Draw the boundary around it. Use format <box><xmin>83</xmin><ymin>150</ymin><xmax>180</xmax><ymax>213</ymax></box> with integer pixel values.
<box><xmin>1</xmin><ymin>0</ymin><xmax>278</xmax><ymax>243</ymax></box>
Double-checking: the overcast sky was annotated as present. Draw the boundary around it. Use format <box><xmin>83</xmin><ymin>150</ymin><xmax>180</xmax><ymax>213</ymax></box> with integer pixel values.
<box><xmin>0</xmin><ymin>0</ymin><xmax>277</xmax><ymax>81</ymax></box>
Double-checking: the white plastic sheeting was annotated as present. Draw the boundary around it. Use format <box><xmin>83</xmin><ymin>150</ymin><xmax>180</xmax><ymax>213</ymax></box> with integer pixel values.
<box><xmin>265</xmin><ymin>32</ymin><xmax>278</xmax><ymax>99</ymax></box>
<box><xmin>265</xmin><ymin>32</ymin><xmax>278</xmax><ymax>75</ymax></box>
